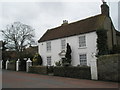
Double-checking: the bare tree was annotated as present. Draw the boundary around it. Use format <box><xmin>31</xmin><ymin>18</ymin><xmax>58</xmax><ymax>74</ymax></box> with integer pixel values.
<box><xmin>1</xmin><ymin>22</ymin><xmax>35</xmax><ymax>52</ymax></box>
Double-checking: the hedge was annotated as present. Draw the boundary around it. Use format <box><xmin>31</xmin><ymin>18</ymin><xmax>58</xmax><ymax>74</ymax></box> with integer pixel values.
<box><xmin>29</xmin><ymin>66</ymin><xmax>48</xmax><ymax>75</ymax></box>
<box><xmin>29</xmin><ymin>66</ymin><xmax>54</xmax><ymax>74</ymax></box>
<box><xmin>97</xmin><ymin>54</ymin><xmax>120</xmax><ymax>82</ymax></box>
<box><xmin>53</xmin><ymin>66</ymin><xmax>91</xmax><ymax>79</ymax></box>
<box><xmin>7</xmin><ymin>60</ymin><xmax>16</xmax><ymax>71</ymax></box>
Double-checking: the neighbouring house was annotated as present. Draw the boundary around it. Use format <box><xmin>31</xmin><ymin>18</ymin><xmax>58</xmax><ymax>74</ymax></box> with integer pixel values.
<box><xmin>38</xmin><ymin>2</ymin><xmax>120</xmax><ymax>80</ymax></box>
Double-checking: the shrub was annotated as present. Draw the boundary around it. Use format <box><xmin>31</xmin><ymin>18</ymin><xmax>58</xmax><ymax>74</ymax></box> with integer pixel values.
<box><xmin>47</xmin><ymin>66</ymin><xmax>54</xmax><ymax>73</ymax></box>
<box><xmin>62</xmin><ymin>43</ymin><xmax>72</xmax><ymax>66</ymax></box>
<box><xmin>96</xmin><ymin>29</ymin><xmax>108</xmax><ymax>56</ymax></box>
<box><xmin>33</xmin><ymin>53</ymin><xmax>42</xmax><ymax>66</ymax></box>
<box><xmin>9</xmin><ymin>60</ymin><xmax>16</xmax><ymax>64</ymax></box>
<box><xmin>29</xmin><ymin>66</ymin><xmax>48</xmax><ymax>75</ymax></box>
<box><xmin>55</xmin><ymin>61</ymin><xmax>61</xmax><ymax>66</ymax></box>
<box><xmin>29</xmin><ymin>66</ymin><xmax>54</xmax><ymax>74</ymax></box>
<box><xmin>54</xmin><ymin>66</ymin><xmax>91</xmax><ymax>79</ymax></box>
<box><xmin>8</xmin><ymin>60</ymin><xmax>16</xmax><ymax>71</ymax></box>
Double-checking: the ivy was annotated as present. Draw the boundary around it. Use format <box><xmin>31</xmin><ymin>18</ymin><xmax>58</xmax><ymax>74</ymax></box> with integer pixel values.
<box><xmin>96</xmin><ymin>29</ymin><xmax>108</xmax><ymax>56</ymax></box>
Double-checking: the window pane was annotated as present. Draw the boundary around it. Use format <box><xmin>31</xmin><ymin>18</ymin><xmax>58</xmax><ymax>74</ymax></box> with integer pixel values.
<box><xmin>47</xmin><ymin>56</ymin><xmax>51</xmax><ymax>66</ymax></box>
<box><xmin>79</xmin><ymin>36</ymin><xmax>86</xmax><ymax>47</ymax></box>
<box><xmin>61</xmin><ymin>39</ymin><xmax>66</xmax><ymax>50</ymax></box>
<box><xmin>46</xmin><ymin>42</ymin><xmax>51</xmax><ymax>51</ymax></box>
<box><xmin>79</xmin><ymin>54</ymin><xmax>87</xmax><ymax>66</ymax></box>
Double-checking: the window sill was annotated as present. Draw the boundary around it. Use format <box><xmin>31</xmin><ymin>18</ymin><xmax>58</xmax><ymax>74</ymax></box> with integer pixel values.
<box><xmin>46</xmin><ymin>51</ymin><xmax>51</xmax><ymax>53</ymax></box>
<box><xmin>78</xmin><ymin>47</ymin><xmax>87</xmax><ymax>49</ymax></box>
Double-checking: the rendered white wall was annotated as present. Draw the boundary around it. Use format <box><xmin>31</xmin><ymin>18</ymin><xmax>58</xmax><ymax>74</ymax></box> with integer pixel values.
<box><xmin>38</xmin><ymin>31</ymin><xmax>98</xmax><ymax>80</ymax></box>
<box><xmin>38</xmin><ymin>31</ymin><xmax>97</xmax><ymax>66</ymax></box>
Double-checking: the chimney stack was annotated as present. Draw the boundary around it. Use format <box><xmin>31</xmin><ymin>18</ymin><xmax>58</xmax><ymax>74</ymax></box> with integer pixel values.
<box><xmin>62</xmin><ymin>20</ymin><xmax>68</xmax><ymax>26</ymax></box>
<box><xmin>101</xmin><ymin>1</ymin><xmax>109</xmax><ymax>17</ymax></box>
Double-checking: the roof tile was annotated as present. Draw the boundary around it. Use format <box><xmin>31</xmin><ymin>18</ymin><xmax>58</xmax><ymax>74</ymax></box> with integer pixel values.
<box><xmin>38</xmin><ymin>14</ymin><xmax>106</xmax><ymax>42</ymax></box>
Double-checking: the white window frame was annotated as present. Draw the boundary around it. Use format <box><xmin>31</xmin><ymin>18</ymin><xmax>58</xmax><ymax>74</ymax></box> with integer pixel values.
<box><xmin>78</xmin><ymin>35</ymin><xmax>86</xmax><ymax>48</ymax></box>
<box><xmin>79</xmin><ymin>54</ymin><xmax>87</xmax><ymax>66</ymax></box>
<box><xmin>61</xmin><ymin>39</ymin><xmax>66</xmax><ymax>50</ymax></box>
<box><xmin>47</xmin><ymin>56</ymin><xmax>51</xmax><ymax>66</ymax></box>
<box><xmin>46</xmin><ymin>41</ymin><xmax>51</xmax><ymax>52</ymax></box>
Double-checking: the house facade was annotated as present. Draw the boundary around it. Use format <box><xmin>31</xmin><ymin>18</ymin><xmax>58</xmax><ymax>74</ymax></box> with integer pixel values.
<box><xmin>38</xmin><ymin>2</ymin><xmax>120</xmax><ymax>80</ymax></box>
<box><xmin>38</xmin><ymin>31</ymin><xmax>97</xmax><ymax>66</ymax></box>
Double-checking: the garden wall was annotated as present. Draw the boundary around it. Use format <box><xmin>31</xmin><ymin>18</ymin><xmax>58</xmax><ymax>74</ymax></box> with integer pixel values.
<box><xmin>54</xmin><ymin>66</ymin><xmax>91</xmax><ymax>79</ymax></box>
<box><xmin>97</xmin><ymin>54</ymin><xmax>120</xmax><ymax>82</ymax></box>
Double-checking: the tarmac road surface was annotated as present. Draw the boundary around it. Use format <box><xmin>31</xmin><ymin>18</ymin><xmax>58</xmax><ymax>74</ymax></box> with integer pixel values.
<box><xmin>2</xmin><ymin>70</ymin><xmax>119</xmax><ymax>88</ymax></box>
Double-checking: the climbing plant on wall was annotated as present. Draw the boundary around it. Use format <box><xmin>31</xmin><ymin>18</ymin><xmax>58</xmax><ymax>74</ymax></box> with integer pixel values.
<box><xmin>96</xmin><ymin>29</ymin><xmax>108</xmax><ymax>56</ymax></box>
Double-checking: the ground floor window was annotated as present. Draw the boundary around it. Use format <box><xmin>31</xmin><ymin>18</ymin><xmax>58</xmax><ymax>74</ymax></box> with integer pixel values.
<box><xmin>79</xmin><ymin>54</ymin><xmax>87</xmax><ymax>66</ymax></box>
<box><xmin>47</xmin><ymin>56</ymin><xmax>51</xmax><ymax>66</ymax></box>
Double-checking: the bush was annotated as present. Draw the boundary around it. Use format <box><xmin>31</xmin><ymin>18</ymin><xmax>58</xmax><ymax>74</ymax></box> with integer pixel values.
<box><xmin>33</xmin><ymin>53</ymin><xmax>42</xmax><ymax>66</ymax></box>
<box><xmin>62</xmin><ymin>58</ymin><xmax>71</xmax><ymax>66</ymax></box>
<box><xmin>29</xmin><ymin>66</ymin><xmax>48</xmax><ymax>75</ymax></box>
<box><xmin>9</xmin><ymin>60</ymin><xmax>16</xmax><ymax>63</ymax></box>
<box><xmin>47</xmin><ymin>66</ymin><xmax>54</xmax><ymax>73</ymax></box>
<box><xmin>8</xmin><ymin>60</ymin><xmax>16</xmax><ymax>71</ymax></box>
<box><xmin>54</xmin><ymin>66</ymin><xmax>91</xmax><ymax>79</ymax></box>
<box><xmin>62</xmin><ymin>43</ymin><xmax>72</xmax><ymax>66</ymax></box>
<box><xmin>96</xmin><ymin>29</ymin><xmax>108</xmax><ymax>56</ymax></box>
<box><xmin>55</xmin><ymin>61</ymin><xmax>61</xmax><ymax>66</ymax></box>
<box><xmin>97</xmin><ymin>54</ymin><xmax>120</xmax><ymax>82</ymax></box>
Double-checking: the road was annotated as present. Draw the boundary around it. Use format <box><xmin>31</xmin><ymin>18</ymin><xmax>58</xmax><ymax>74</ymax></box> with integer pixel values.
<box><xmin>2</xmin><ymin>70</ymin><xmax>119</xmax><ymax>88</ymax></box>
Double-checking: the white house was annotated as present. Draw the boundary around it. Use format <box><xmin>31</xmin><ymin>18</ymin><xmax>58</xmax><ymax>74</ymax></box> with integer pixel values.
<box><xmin>38</xmin><ymin>2</ymin><xmax>120</xmax><ymax>80</ymax></box>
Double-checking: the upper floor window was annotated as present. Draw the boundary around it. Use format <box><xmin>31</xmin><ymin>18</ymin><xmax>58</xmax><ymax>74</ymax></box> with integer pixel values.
<box><xmin>61</xmin><ymin>39</ymin><xmax>66</xmax><ymax>50</ymax></box>
<box><xmin>46</xmin><ymin>41</ymin><xmax>51</xmax><ymax>51</ymax></box>
<box><xmin>79</xmin><ymin>54</ymin><xmax>87</xmax><ymax>66</ymax></box>
<box><xmin>79</xmin><ymin>35</ymin><xmax>86</xmax><ymax>47</ymax></box>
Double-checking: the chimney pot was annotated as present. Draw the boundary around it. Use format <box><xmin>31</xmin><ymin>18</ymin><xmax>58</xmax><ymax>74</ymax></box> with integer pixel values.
<box><xmin>62</xmin><ymin>20</ymin><xmax>68</xmax><ymax>26</ymax></box>
<box><xmin>101</xmin><ymin>1</ymin><xmax>109</xmax><ymax>17</ymax></box>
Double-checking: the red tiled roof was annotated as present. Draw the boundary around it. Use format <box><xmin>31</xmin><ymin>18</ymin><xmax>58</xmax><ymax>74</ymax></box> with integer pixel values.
<box><xmin>38</xmin><ymin>14</ymin><xmax>107</xmax><ymax>43</ymax></box>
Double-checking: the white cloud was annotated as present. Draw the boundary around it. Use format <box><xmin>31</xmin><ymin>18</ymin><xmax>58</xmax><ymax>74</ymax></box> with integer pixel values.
<box><xmin>0</xmin><ymin>1</ymin><xmax>119</xmax><ymax>41</ymax></box>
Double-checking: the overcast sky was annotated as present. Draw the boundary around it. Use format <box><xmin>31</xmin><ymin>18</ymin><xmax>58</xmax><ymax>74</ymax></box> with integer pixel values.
<box><xmin>0</xmin><ymin>0</ymin><xmax>119</xmax><ymax>43</ymax></box>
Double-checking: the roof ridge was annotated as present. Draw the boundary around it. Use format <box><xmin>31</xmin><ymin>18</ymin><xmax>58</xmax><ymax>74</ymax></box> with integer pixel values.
<box><xmin>49</xmin><ymin>14</ymin><xmax>105</xmax><ymax>31</ymax></box>
<box><xmin>69</xmin><ymin>14</ymin><xmax>103</xmax><ymax>24</ymax></box>
<box><xmin>38</xmin><ymin>14</ymin><xmax>108</xmax><ymax>42</ymax></box>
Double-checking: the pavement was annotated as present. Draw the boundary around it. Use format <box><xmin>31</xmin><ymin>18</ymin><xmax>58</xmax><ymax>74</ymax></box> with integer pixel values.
<box><xmin>2</xmin><ymin>69</ymin><xmax>119</xmax><ymax>88</ymax></box>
